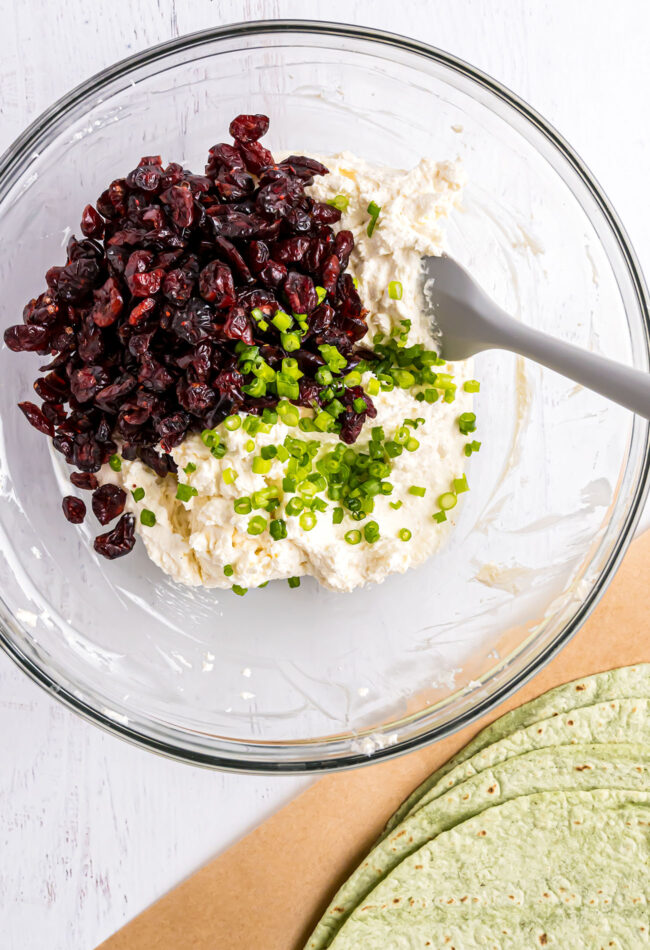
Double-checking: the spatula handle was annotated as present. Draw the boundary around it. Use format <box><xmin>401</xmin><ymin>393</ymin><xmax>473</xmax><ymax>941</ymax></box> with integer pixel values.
<box><xmin>491</xmin><ymin>312</ymin><xmax>650</xmax><ymax>420</ymax></box>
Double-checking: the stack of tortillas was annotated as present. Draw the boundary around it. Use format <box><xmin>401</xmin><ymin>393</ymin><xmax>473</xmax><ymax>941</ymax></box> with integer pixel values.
<box><xmin>305</xmin><ymin>665</ymin><xmax>650</xmax><ymax>949</ymax></box>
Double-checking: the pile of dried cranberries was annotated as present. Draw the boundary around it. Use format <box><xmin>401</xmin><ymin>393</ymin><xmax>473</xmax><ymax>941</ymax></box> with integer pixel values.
<box><xmin>5</xmin><ymin>114</ymin><xmax>376</xmax><ymax>557</ymax></box>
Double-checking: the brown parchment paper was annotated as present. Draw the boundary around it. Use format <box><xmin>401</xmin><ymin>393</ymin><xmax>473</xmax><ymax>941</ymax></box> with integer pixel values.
<box><xmin>98</xmin><ymin>531</ymin><xmax>650</xmax><ymax>950</ymax></box>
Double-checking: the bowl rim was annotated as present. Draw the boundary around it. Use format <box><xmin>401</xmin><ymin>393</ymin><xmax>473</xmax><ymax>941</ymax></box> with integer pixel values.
<box><xmin>1</xmin><ymin>18</ymin><xmax>649</xmax><ymax>774</ymax></box>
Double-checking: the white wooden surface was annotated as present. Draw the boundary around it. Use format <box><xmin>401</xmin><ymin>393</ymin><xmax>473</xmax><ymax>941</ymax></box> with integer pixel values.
<box><xmin>1</xmin><ymin>1</ymin><xmax>650</xmax><ymax>947</ymax></box>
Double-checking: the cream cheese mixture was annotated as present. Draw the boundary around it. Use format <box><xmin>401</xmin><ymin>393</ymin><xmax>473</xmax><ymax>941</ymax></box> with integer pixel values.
<box><xmin>99</xmin><ymin>153</ymin><xmax>475</xmax><ymax>592</ymax></box>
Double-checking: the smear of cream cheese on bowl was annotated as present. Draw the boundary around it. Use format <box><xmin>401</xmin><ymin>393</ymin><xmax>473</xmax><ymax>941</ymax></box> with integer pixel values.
<box><xmin>98</xmin><ymin>153</ymin><xmax>476</xmax><ymax>593</ymax></box>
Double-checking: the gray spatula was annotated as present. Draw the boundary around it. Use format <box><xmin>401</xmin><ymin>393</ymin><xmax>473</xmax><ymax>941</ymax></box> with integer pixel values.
<box><xmin>423</xmin><ymin>255</ymin><xmax>650</xmax><ymax>419</ymax></box>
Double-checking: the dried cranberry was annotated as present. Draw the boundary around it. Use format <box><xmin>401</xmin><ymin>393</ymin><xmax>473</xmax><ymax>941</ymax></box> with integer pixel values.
<box><xmin>214</xmin><ymin>167</ymin><xmax>255</xmax><ymax>201</ymax></box>
<box><xmin>18</xmin><ymin>401</ymin><xmax>55</xmax><ymax>437</ymax></box>
<box><xmin>334</xmin><ymin>230</ymin><xmax>354</xmax><ymax>269</ymax></box>
<box><xmin>70</xmin><ymin>471</ymin><xmax>98</xmax><ymax>491</ymax></box>
<box><xmin>272</xmin><ymin>236</ymin><xmax>310</xmax><ymax>264</ymax></box>
<box><xmin>283</xmin><ymin>272</ymin><xmax>317</xmax><ymax>314</ymax></box>
<box><xmin>128</xmin><ymin>297</ymin><xmax>156</xmax><ymax>326</ymax></box>
<box><xmin>160</xmin><ymin>184</ymin><xmax>194</xmax><ymax>228</ymax></box>
<box><xmin>94</xmin><ymin>513</ymin><xmax>136</xmax><ymax>559</ymax></box>
<box><xmin>258</xmin><ymin>260</ymin><xmax>287</xmax><ymax>289</ymax></box>
<box><xmin>229</xmin><ymin>114</ymin><xmax>270</xmax><ymax>143</ymax></box>
<box><xmin>80</xmin><ymin>205</ymin><xmax>105</xmax><ymax>239</ymax></box>
<box><xmin>91</xmin><ymin>277</ymin><xmax>124</xmax><ymax>327</ymax></box>
<box><xmin>92</xmin><ymin>483</ymin><xmax>127</xmax><ymax>525</ymax></box>
<box><xmin>125</xmin><ymin>250</ymin><xmax>164</xmax><ymax>298</ymax></box>
<box><xmin>239</xmin><ymin>141</ymin><xmax>274</xmax><ymax>175</ymax></box>
<box><xmin>311</xmin><ymin>201</ymin><xmax>342</xmax><ymax>225</ymax></box>
<box><xmin>156</xmin><ymin>412</ymin><xmax>189</xmax><ymax>452</ymax></box>
<box><xmin>5</xmin><ymin>324</ymin><xmax>51</xmax><ymax>352</ymax></box>
<box><xmin>62</xmin><ymin>495</ymin><xmax>86</xmax><ymax>524</ymax></box>
<box><xmin>223</xmin><ymin>307</ymin><xmax>254</xmax><ymax>345</ymax></box>
<box><xmin>198</xmin><ymin>261</ymin><xmax>235</xmax><ymax>308</ymax></box>
<box><xmin>205</xmin><ymin>143</ymin><xmax>244</xmax><ymax>179</ymax></box>
<box><xmin>278</xmin><ymin>155</ymin><xmax>329</xmax><ymax>180</ymax></box>
<box><xmin>126</xmin><ymin>159</ymin><xmax>163</xmax><ymax>193</ymax></box>
<box><xmin>171</xmin><ymin>299</ymin><xmax>215</xmax><ymax>344</ymax></box>
<box><xmin>321</xmin><ymin>254</ymin><xmax>341</xmax><ymax>295</ymax></box>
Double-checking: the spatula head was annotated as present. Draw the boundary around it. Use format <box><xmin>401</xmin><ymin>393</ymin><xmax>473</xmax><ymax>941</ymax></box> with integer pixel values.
<box><xmin>422</xmin><ymin>254</ymin><xmax>501</xmax><ymax>361</ymax></box>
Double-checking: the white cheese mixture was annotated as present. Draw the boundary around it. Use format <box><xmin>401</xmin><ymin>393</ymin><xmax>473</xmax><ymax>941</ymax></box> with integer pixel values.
<box><xmin>99</xmin><ymin>154</ymin><xmax>474</xmax><ymax>593</ymax></box>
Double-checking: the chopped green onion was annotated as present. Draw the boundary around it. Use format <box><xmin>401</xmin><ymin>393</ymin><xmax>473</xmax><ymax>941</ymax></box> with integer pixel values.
<box><xmin>385</xmin><ymin>441</ymin><xmax>402</xmax><ymax>458</ymax></box>
<box><xmin>388</xmin><ymin>280</ymin><xmax>403</xmax><ymax>300</ymax></box>
<box><xmin>223</xmin><ymin>564</ymin><xmax>234</xmax><ymax>577</ymax></box>
<box><xmin>251</xmin><ymin>307</ymin><xmax>264</xmax><ymax>322</ymax></box>
<box><xmin>363</xmin><ymin>521</ymin><xmax>380</xmax><ymax>543</ymax></box>
<box><xmin>345</xmin><ymin>529</ymin><xmax>362</xmax><ymax>545</ymax></box>
<box><xmin>131</xmin><ymin>487</ymin><xmax>145</xmax><ymax>502</ymax></box>
<box><xmin>352</xmin><ymin>277</ymin><xmax>359</xmax><ymax>290</ymax></box>
<box><xmin>281</xmin><ymin>331</ymin><xmax>301</xmax><ymax>352</ymax></box>
<box><xmin>272</xmin><ymin>311</ymin><xmax>293</xmax><ymax>332</ymax></box>
<box><xmin>463</xmin><ymin>380</ymin><xmax>481</xmax><ymax>393</ymax></box>
<box><xmin>224</xmin><ymin>415</ymin><xmax>241</xmax><ymax>431</ymax></box>
<box><xmin>140</xmin><ymin>509</ymin><xmax>156</xmax><ymax>527</ymax></box>
<box><xmin>252</xmin><ymin>457</ymin><xmax>272</xmax><ymax>475</ymax></box>
<box><xmin>454</xmin><ymin>475</ymin><xmax>469</xmax><ymax>494</ymax></box>
<box><xmin>222</xmin><ymin>467</ymin><xmax>238</xmax><ymax>485</ymax></box>
<box><xmin>389</xmin><ymin>500</ymin><xmax>403</xmax><ymax>510</ymax></box>
<box><xmin>233</xmin><ymin>497</ymin><xmax>252</xmax><ymax>515</ymax></box>
<box><xmin>392</xmin><ymin>369</ymin><xmax>416</xmax><ymax>388</ymax></box>
<box><xmin>353</xmin><ymin>397</ymin><xmax>367</xmax><ymax>413</ymax></box>
<box><xmin>409</xmin><ymin>486</ymin><xmax>426</xmax><ymax>497</ymax></box>
<box><xmin>405</xmin><ymin>437</ymin><xmax>420</xmax><ymax>452</ymax></box>
<box><xmin>287</xmin><ymin>576</ymin><xmax>301</xmax><ymax>588</ymax></box>
<box><xmin>201</xmin><ymin>428</ymin><xmax>218</xmax><ymax>448</ymax></box>
<box><xmin>286</xmin><ymin>497</ymin><xmax>304</xmax><ymax>517</ymax></box>
<box><xmin>108</xmin><ymin>454</ymin><xmax>122</xmax><ymax>472</ymax></box>
<box><xmin>299</xmin><ymin>511</ymin><xmax>316</xmax><ymax>531</ymax></box>
<box><xmin>438</xmin><ymin>492</ymin><xmax>457</xmax><ymax>511</ymax></box>
<box><xmin>247</xmin><ymin>515</ymin><xmax>267</xmax><ymax>535</ymax></box>
<box><xmin>424</xmin><ymin>388</ymin><xmax>438</xmax><ymax>403</ymax></box>
<box><xmin>318</xmin><ymin>344</ymin><xmax>348</xmax><ymax>373</ymax></box>
<box><xmin>262</xmin><ymin>408</ymin><xmax>278</xmax><ymax>426</ymax></box>
<box><xmin>183</xmin><ymin>462</ymin><xmax>196</xmax><ymax>475</ymax></box>
<box><xmin>176</xmin><ymin>483</ymin><xmax>198</xmax><ymax>503</ymax></box>
<box><xmin>231</xmin><ymin>584</ymin><xmax>248</xmax><ymax>596</ymax></box>
<box><xmin>398</xmin><ymin>528</ymin><xmax>412</xmax><ymax>542</ymax></box>
<box><xmin>458</xmin><ymin>412</ymin><xmax>477</xmax><ymax>434</ymax></box>
<box><xmin>277</xmin><ymin>401</ymin><xmax>300</xmax><ymax>427</ymax></box>
<box><xmin>433</xmin><ymin>510</ymin><xmax>447</xmax><ymax>524</ymax></box>
<box><xmin>245</xmin><ymin>439</ymin><xmax>255</xmax><ymax>452</ymax></box>
<box><xmin>332</xmin><ymin>507</ymin><xmax>344</xmax><ymax>525</ymax></box>
<box><xmin>260</xmin><ymin>445</ymin><xmax>277</xmax><ymax>460</ymax></box>
<box><xmin>242</xmin><ymin>377</ymin><xmax>267</xmax><ymax>398</ymax></box>
<box><xmin>371</xmin><ymin>426</ymin><xmax>385</xmax><ymax>442</ymax></box>
<box><xmin>316</xmin><ymin>285</ymin><xmax>327</xmax><ymax>304</ymax></box>
<box><xmin>314</xmin><ymin>410</ymin><xmax>334</xmax><ymax>432</ymax></box>
<box><xmin>270</xmin><ymin>519</ymin><xmax>287</xmax><ymax>541</ymax></box>
<box><xmin>327</xmin><ymin>194</ymin><xmax>349</xmax><ymax>212</ymax></box>
<box><xmin>211</xmin><ymin>443</ymin><xmax>227</xmax><ymax>460</ymax></box>
<box><xmin>298</xmin><ymin>417</ymin><xmax>316</xmax><ymax>432</ymax></box>
<box><xmin>344</xmin><ymin>370</ymin><xmax>362</xmax><ymax>387</ymax></box>
<box><xmin>315</xmin><ymin>366</ymin><xmax>333</xmax><ymax>386</ymax></box>
<box><xmin>366</xmin><ymin>378</ymin><xmax>380</xmax><ymax>396</ymax></box>
<box><xmin>366</xmin><ymin>200</ymin><xmax>381</xmax><ymax>237</ymax></box>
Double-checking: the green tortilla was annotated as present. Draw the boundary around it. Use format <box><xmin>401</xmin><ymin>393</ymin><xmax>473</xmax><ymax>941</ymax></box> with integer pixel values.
<box><xmin>307</xmin><ymin>696</ymin><xmax>650</xmax><ymax>949</ymax></box>
<box><xmin>384</xmin><ymin>663</ymin><xmax>650</xmax><ymax>836</ymax></box>
<box><xmin>309</xmin><ymin>741</ymin><xmax>650</xmax><ymax>948</ymax></box>
<box><xmin>328</xmin><ymin>790</ymin><xmax>650</xmax><ymax>949</ymax></box>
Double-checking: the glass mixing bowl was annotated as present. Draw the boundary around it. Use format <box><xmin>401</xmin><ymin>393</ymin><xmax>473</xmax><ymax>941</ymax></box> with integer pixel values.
<box><xmin>0</xmin><ymin>21</ymin><xmax>648</xmax><ymax>773</ymax></box>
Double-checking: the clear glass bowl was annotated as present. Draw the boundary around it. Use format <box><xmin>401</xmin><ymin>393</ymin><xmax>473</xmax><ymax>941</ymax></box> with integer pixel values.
<box><xmin>0</xmin><ymin>21</ymin><xmax>648</xmax><ymax>773</ymax></box>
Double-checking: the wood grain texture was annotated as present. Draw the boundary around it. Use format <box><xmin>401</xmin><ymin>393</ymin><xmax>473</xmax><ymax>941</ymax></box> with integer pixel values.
<box><xmin>1</xmin><ymin>1</ymin><xmax>649</xmax><ymax>947</ymax></box>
